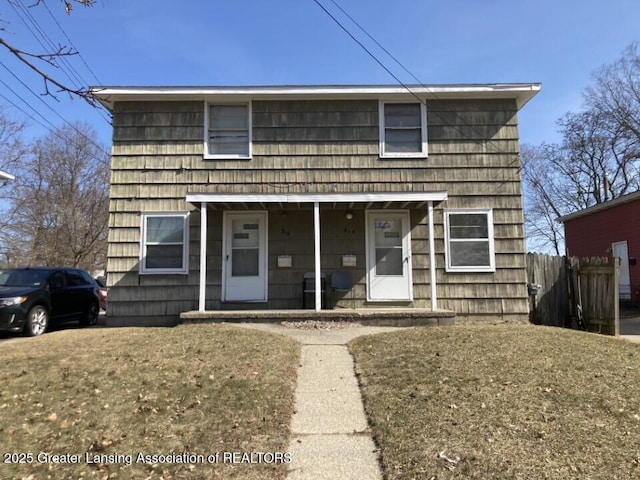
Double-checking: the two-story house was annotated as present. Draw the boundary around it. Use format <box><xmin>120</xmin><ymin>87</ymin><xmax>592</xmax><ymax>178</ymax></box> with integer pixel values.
<box><xmin>92</xmin><ymin>84</ymin><xmax>540</xmax><ymax>326</ymax></box>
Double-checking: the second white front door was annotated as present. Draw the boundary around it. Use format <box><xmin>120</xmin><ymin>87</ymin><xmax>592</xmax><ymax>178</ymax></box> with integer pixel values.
<box><xmin>366</xmin><ymin>211</ymin><xmax>413</xmax><ymax>301</ymax></box>
<box><xmin>223</xmin><ymin>212</ymin><xmax>268</xmax><ymax>302</ymax></box>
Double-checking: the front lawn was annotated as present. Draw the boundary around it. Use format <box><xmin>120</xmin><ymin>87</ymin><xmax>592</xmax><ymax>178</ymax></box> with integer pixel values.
<box><xmin>0</xmin><ymin>325</ymin><xmax>299</xmax><ymax>479</ymax></box>
<box><xmin>350</xmin><ymin>324</ymin><xmax>640</xmax><ymax>479</ymax></box>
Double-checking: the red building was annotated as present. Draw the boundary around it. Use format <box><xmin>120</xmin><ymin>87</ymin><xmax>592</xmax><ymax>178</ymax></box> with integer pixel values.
<box><xmin>559</xmin><ymin>191</ymin><xmax>640</xmax><ymax>301</ymax></box>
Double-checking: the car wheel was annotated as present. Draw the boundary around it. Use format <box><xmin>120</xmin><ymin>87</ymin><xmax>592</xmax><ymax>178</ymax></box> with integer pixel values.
<box><xmin>81</xmin><ymin>302</ymin><xmax>99</xmax><ymax>327</ymax></box>
<box><xmin>25</xmin><ymin>305</ymin><xmax>48</xmax><ymax>337</ymax></box>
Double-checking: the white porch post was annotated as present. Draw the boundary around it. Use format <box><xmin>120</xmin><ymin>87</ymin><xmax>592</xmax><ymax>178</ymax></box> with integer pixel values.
<box><xmin>198</xmin><ymin>202</ymin><xmax>208</xmax><ymax>312</ymax></box>
<box><xmin>428</xmin><ymin>201</ymin><xmax>438</xmax><ymax>311</ymax></box>
<box><xmin>313</xmin><ymin>201</ymin><xmax>322</xmax><ymax>311</ymax></box>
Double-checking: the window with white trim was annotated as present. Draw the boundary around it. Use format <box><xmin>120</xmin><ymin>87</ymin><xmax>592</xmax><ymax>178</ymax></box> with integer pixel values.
<box><xmin>140</xmin><ymin>213</ymin><xmax>189</xmax><ymax>274</ymax></box>
<box><xmin>379</xmin><ymin>101</ymin><xmax>427</xmax><ymax>157</ymax></box>
<box><xmin>205</xmin><ymin>103</ymin><xmax>251</xmax><ymax>158</ymax></box>
<box><xmin>444</xmin><ymin>209</ymin><xmax>495</xmax><ymax>272</ymax></box>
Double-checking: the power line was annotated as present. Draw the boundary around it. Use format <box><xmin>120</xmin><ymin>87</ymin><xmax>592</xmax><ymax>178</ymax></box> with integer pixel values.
<box><xmin>316</xmin><ymin>0</ymin><xmax>513</xmax><ymax>156</ymax></box>
<box><xmin>41</xmin><ymin>0</ymin><xmax>102</xmax><ymax>86</ymax></box>
<box><xmin>312</xmin><ymin>0</ymin><xmax>525</xmax><ymax>189</ymax></box>
<box><xmin>0</xmin><ymin>60</ymin><xmax>111</xmax><ymax>160</ymax></box>
<box><xmin>7</xmin><ymin>0</ymin><xmax>112</xmax><ymax>125</ymax></box>
<box><xmin>0</xmin><ymin>76</ymin><xmax>111</xmax><ymax>169</ymax></box>
<box><xmin>9</xmin><ymin>0</ymin><xmax>84</xmax><ymax>90</ymax></box>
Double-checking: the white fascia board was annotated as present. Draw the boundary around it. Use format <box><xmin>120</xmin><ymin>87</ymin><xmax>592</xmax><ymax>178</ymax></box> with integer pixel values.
<box><xmin>0</xmin><ymin>170</ymin><xmax>15</xmax><ymax>181</ymax></box>
<box><xmin>91</xmin><ymin>83</ymin><xmax>541</xmax><ymax>111</ymax></box>
<box><xmin>186</xmin><ymin>191</ymin><xmax>448</xmax><ymax>204</ymax></box>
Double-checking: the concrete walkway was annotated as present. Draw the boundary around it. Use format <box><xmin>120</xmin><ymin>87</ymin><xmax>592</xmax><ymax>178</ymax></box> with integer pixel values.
<box><xmin>236</xmin><ymin>323</ymin><xmax>401</xmax><ymax>479</ymax></box>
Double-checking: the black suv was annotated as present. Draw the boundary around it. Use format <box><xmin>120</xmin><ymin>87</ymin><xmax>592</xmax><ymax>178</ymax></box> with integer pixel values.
<box><xmin>0</xmin><ymin>267</ymin><xmax>100</xmax><ymax>336</ymax></box>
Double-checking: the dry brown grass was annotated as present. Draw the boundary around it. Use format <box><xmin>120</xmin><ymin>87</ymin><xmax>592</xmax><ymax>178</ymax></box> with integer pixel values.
<box><xmin>350</xmin><ymin>324</ymin><xmax>640</xmax><ymax>479</ymax></box>
<box><xmin>0</xmin><ymin>324</ymin><xmax>299</xmax><ymax>479</ymax></box>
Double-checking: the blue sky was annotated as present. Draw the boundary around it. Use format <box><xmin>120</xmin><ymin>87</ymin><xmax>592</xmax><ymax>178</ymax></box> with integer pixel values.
<box><xmin>1</xmin><ymin>0</ymin><xmax>640</xmax><ymax>150</ymax></box>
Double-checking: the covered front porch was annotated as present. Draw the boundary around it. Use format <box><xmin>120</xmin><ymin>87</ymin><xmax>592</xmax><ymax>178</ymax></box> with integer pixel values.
<box><xmin>186</xmin><ymin>191</ymin><xmax>448</xmax><ymax>313</ymax></box>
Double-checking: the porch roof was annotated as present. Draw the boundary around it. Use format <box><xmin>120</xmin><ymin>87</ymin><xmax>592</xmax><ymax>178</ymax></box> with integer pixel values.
<box><xmin>186</xmin><ymin>191</ymin><xmax>448</xmax><ymax>207</ymax></box>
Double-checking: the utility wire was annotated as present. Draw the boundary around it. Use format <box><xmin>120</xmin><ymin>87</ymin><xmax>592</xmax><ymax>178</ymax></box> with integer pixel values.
<box><xmin>0</xmin><ymin>75</ymin><xmax>111</xmax><ymax>169</ymax></box>
<box><xmin>0</xmin><ymin>88</ymin><xmax>110</xmax><ymax>170</ymax></box>
<box><xmin>313</xmin><ymin>0</ymin><xmax>525</xmax><ymax>190</ymax></box>
<box><xmin>41</xmin><ymin>0</ymin><xmax>101</xmax><ymax>85</ymax></box>
<box><xmin>39</xmin><ymin>0</ymin><xmax>112</xmax><ymax>125</ymax></box>
<box><xmin>318</xmin><ymin>0</ymin><xmax>513</xmax><ymax>157</ymax></box>
<box><xmin>9</xmin><ymin>0</ymin><xmax>84</xmax><ymax>90</ymax></box>
<box><xmin>0</xmin><ymin>60</ymin><xmax>110</xmax><ymax>160</ymax></box>
<box><xmin>7</xmin><ymin>0</ymin><xmax>111</xmax><ymax>125</ymax></box>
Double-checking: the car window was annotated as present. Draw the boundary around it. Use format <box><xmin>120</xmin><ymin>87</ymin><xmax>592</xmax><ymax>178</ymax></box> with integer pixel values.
<box><xmin>79</xmin><ymin>270</ymin><xmax>96</xmax><ymax>285</ymax></box>
<box><xmin>66</xmin><ymin>270</ymin><xmax>86</xmax><ymax>287</ymax></box>
<box><xmin>0</xmin><ymin>269</ymin><xmax>51</xmax><ymax>287</ymax></box>
<box><xmin>49</xmin><ymin>271</ymin><xmax>66</xmax><ymax>289</ymax></box>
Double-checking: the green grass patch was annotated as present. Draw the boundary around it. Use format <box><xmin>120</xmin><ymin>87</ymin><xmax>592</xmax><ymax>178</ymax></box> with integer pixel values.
<box><xmin>350</xmin><ymin>324</ymin><xmax>640</xmax><ymax>479</ymax></box>
<box><xmin>0</xmin><ymin>325</ymin><xmax>299</xmax><ymax>479</ymax></box>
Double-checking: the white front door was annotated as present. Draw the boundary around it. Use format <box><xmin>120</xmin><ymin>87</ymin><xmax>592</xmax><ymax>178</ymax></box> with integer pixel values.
<box><xmin>223</xmin><ymin>212</ymin><xmax>268</xmax><ymax>302</ymax></box>
<box><xmin>366</xmin><ymin>211</ymin><xmax>413</xmax><ymax>301</ymax></box>
<box><xmin>612</xmin><ymin>241</ymin><xmax>631</xmax><ymax>300</ymax></box>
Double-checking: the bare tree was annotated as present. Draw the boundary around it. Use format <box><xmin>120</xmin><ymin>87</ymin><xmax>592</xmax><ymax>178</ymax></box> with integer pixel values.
<box><xmin>0</xmin><ymin>0</ymin><xmax>98</xmax><ymax>105</ymax></box>
<box><xmin>523</xmin><ymin>43</ymin><xmax>640</xmax><ymax>253</ymax></box>
<box><xmin>0</xmin><ymin>106</ymin><xmax>27</xmax><ymax>267</ymax></box>
<box><xmin>0</xmin><ymin>103</ymin><xmax>26</xmax><ymax>170</ymax></box>
<box><xmin>5</xmin><ymin>121</ymin><xmax>109</xmax><ymax>270</ymax></box>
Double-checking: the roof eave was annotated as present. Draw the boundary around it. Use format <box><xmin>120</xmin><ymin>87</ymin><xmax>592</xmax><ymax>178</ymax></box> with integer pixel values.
<box><xmin>557</xmin><ymin>190</ymin><xmax>640</xmax><ymax>223</ymax></box>
<box><xmin>90</xmin><ymin>83</ymin><xmax>541</xmax><ymax>112</ymax></box>
<box><xmin>0</xmin><ymin>170</ymin><xmax>15</xmax><ymax>181</ymax></box>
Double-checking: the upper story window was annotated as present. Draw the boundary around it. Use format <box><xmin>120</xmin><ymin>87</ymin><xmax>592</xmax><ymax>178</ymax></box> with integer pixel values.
<box><xmin>444</xmin><ymin>209</ymin><xmax>495</xmax><ymax>273</ymax></box>
<box><xmin>379</xmin><ymin>101</ymin><xmax>427</xmax><ymax>158</ymax></box>
<box><xmin>140</xmin><ymin>212</ymin><xmax>189</xmax><ymax>274</ymax></box>
<box><xmin>205</xmin><ymin>103</ymin><xmax>251</xmax><ymax>159</ymax></box>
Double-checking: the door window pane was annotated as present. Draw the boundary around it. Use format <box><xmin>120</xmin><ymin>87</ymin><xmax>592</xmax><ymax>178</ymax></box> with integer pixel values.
<box><xmin>375</xmin><ymin>247</ymin><xmax>403</xmax><ymax>276</ymax></box>
<box><xmin>374</xmin><ymin>217</ymin><xmax>403</xmax><ymax>276</ymax></box>
<box><xmin>232</xmin><ymin>249</ymin><xmax>259</xmax><ymax>276</ymax></box>
<box><xmin>231</xmin><ymin>218</ymin><xmax>260</xmax><ymax>277</ymax></box>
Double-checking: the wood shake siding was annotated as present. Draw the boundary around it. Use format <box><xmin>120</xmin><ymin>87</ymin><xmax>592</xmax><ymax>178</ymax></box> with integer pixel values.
<box><xmin>106</xmin><ymin>98</ymin><xmax>528</xmax><ymax>323</ymax></box>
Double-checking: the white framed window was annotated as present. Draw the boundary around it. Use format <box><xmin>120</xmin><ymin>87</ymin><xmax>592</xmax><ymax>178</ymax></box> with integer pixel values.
<box><xmin>140</xmin><ymin>212</ymin><xmax>189</xmax><ymax>274</ymax></box>
<box><xmin>444</xmin><ymin>209</ymin><xmax>495</xmax><ymax>272</ymax></box>
<box><xmin>204</xmin><ymin>102</ymin><xmax>251</xmax><ymax>159</ymax></box>
<box><xmin>379</xmin><ymin>100</ymin><xmax>427</xmax><ymax>158</ymax></box>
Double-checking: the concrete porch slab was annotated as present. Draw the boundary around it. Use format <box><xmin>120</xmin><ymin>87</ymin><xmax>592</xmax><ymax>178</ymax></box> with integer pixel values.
<box><xmin>180</xmin><ymin>308</ymin><xmax>455</xmax><ymax>327</ymax></box>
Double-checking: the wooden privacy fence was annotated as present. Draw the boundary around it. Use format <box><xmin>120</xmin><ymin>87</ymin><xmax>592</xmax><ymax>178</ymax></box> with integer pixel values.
<box><xmin>527</xmin><ymin>254</ymin><xmax>619</xmax><ymax>335</ymax></box>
